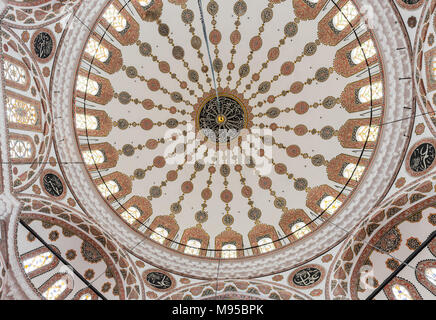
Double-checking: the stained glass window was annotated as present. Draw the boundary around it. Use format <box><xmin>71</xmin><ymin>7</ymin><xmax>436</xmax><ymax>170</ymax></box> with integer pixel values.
<box><xmin>184</xmin><ymin>239</ymin><xmax>201</xmax><ymax>256</ymax></box>
<box><xmin>150</xmin><ymin>226</ymin><xmax>169</xmax><ymax>244</ymax></box>
<box><xmin>97</xmin><ymin>180</ymin><xmax>120</xmax><ymax>198</ymax></box>
<box><xmin>103</xmin><ymin>4</ymin><xmax>127</xmax><ymax>32</ymax></box>
<box><xmin>42</xmin><ymin>277</ymin><xmax>69</xmax><ymax>300</ymax></box>
<box><xmin>75</xmin><ymin>114</ymin><xmax>99</xmax><ymax>130</ymax></box>
<box><xmin>85</xmin><ymin>38</ymin><xmax>110</xmax><ymax>63</ymax></box>
<box><xmin>332</xmin><ymin>2</ymin><xmax>358</xmax><ymax>31</ymax></box>
<box><xmin>320</xmin><ymin>196</ymin><xmax>342</xmax><ymax>214</ymax></box>
<box><xmin>258</xmin><ymin>237</ymin><xmax>275</xmax><ymax>254</ymax></box>
<box><xmin>82</xmin><ymin>150</ymin><xmax>105</xmax><ymax>165</ymax></box>
<box><xmin>392</xmin><ymin>284</ymin><xmax>413</xmax><ymax>300</ymax></box>
<box><xmin>358</xmin><ymin>82</ymin><xmax>383</xmax><ymax>103</ymax></box>
<box><xmin>9</xmin><ymin>139</ymin><xmax>33</xmax><ymax>159</ymax></box>
<box><xmin>343</xmin><ymin>163</ymin><xmax>365</xmax><ymax>181</ymax></box>
<box><xmin>356</xmin><ymin>125</ymin><xmax>379</xmax><ymax>142</ymax></box>
<box><xmin>221</xmin><ymin>243</ymin><xmax>237</xmax><ymax>259</ymax></box>
<box><xmin>120</xmin><ymin>206</ymin><xmax>141</xmax><ymax>224</ymax></box>
<box><xmin>76</xmin><ymin>75</ymin><xmax>100</xmax><ymax>96</ymax></box>
<box><xmin>425</xmin><ymin>268</ymin><xmax>436</xmax><ymax>286</ymax></box>
<box><xmin>3</xmin><ymin>60</ymin><xmax>27</xmax><ymax>85</ymax></box>
<box><xmin>291</xmin><ymin>222</ymin><xmax>311</xmax><ymax>239</ymax></box>
<box><xmin>351</xmin><ymin>40</ymin><xmax>377</xmax><ymax>65</ymax></box>
<box><xmin>23</xmin><ymin>251</ymin><xmax>54</xmax><ymax>274</ymax></box>
<box><xmin>6</xmin><ymin>96</ymin><xmax>38</xmax><ymax>126</ymax></box>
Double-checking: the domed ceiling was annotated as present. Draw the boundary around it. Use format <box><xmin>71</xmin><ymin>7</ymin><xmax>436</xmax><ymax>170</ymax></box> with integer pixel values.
<box><xmin>73</xmin><ymin>0</ymin><xmax>386</xmax><ymax>259</ymax></box>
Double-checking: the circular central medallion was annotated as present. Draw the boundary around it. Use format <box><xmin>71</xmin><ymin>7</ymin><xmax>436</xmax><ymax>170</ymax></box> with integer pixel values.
<box><xmin>198</xmin><ymin>96</ymin><xmax>246</xmax><ymax>143</ymax></box>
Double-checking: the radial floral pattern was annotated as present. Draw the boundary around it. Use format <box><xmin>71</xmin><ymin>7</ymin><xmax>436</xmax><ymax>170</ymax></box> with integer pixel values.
<box><xmin>73</xmin><ymin>0</ymin><xmax>385</xmax><ymax>258</ymax></box>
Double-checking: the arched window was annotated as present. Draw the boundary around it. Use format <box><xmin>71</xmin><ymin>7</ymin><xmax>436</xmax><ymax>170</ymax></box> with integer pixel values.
<box><xmin>6</xmin><ymin>96</ymin><xmax>38</xmax><ymax>126</ymax></box>
<box><xmin>355</xmin><ymin>125</ymin><xmax>379</xmax><ymax>142</ymax></box>
<box><xmin>150</xmin><ymin>226</ymin><xmax>169</xmax><ymax>244</ymax></box>
<box><xmin>120</xmin><ymin>206</ymin><xmax>141</xmax><ymax>225</ymax></box>
<box><xmin>97</xmin><ymin>180</ymin><xmax>120</xmax><ymax>198</ymax></box>
<box><xmin>76</xmin><ymin>75</ymin><xmax>100</xmax><ymax>96</ymax></box>
<box><xmin>9</xmin><ymin>138</ymin><xmax>33</xmax><ymax>160</ymax></box>
<box><xmin>392</xmin><ymin>284</ymin><xmax>413</xmax><ymax>300</ymax></box>
<box><xmin>332</xmin><ymin>2</ymin><xmax>358</xmax><ymax>32</ymax></box>
<box><xmin>358</xmin><ymin>82</ymin><xmax>383</xmax><ymax>103</ymax></box>
<box><xmin>39</xmin><ymin>274</ymin><xmax>73</xmax><ymax>300</ymax></box>
<box><xmin>258</xmin><ymin>237</ymin><xmax>275</xmax><ymax>254</ymax></box>
<box><xmin>85</xmin><ymin>38</ymin><xmax>110</xmax><ymax>63</ymax></box>
<box><xmin>184</xmin><ymin>239</ymin><xmax>201</xmax><ymax>256</ymax></box>
<box><xmin>320</xmin><ymin>196</ymin><xmax>342</xmax><ymax>215</ymax></box>
<box><xmin>103</xmin><ymin>4</ymin><xmax>127</xmax><ymax>32</ymax></box>
<box><xmin>82</xmin><ymin>150</ymin><xmax>105</xmax><ymax>165</ymax></box>
<box><xmin>75</xmin><ymin>113</ymin><xmax>99</xmax><ymax>131</ymax></box>
<box><xmin>351</xmin><ymin>40</ymin><xmax>377</xmax><ymax>65</ymax></box>
<box><xmin>79</xmin><ymin>293</ymin><xmax>93</xmax><ymax>300</ymax></box>
<box><xmin>342</xmin><ymin>163</ymin><xmax>365</xmax><ymax>181</ymax></box>
<box><xmin>3</xmin><ymin>59</ymin><xmax>27</xmax><ymax>85</ymax></box>
<box><xmin>221</xmin><ymin>243</ymin><xmax>237</xmax><ymax>259</ymax></box>
<box><xmin>23</xmin><ymin>251</ymin><xmax>54</xmax><ymax>274</ymax></box>
<box><xmin>291</xmin><ymin>221</ymin><xmax>311</xmax><ymax>239</ymax></box>
<box><xmin>425</xmin><ymin>267</ymin><xmax>436</xmax><ymax>286</ymax></box>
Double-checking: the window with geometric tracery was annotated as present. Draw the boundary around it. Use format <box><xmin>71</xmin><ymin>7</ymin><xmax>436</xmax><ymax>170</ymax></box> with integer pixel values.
<box><xmin>82</xmin><ymin>150</ymin><xmax>105</xmax><ymax>165</ymax></box>
<box><xmin>85</xmin><ymin>38</ymin><xmax>110</xmax><ymax>63</ymax></box>
<box><xmin>75</xmin><ymin>113</ymin><xmax>99</xmax><ymax>130</ymax></box>
<box><xmin>150</xmin><ymin>226</ymin><xmax>169</xmax><ymax>244</ymax></box>
<box><xmin>97</xmin><ymin>180</ymin><xmax>120</xmax><ymax>198</ymax></box>
<box><xmin>103</xmin><ymin>4</ymin><xmax>127</xmax><ymax>32</ymax></box>
<box><xmin>291</xmin><ymin>221</ymin><xmax>311</xmax><ymax>239</ymax></box>
<box><xmin>258</xmin><ymin>237</ymin><xmax>275</xmax><ymax>254</ymax></box>
<box><xmin>351</xmin><ymin>39</ymin><xmax>377</xmax><ymax>65</ymax></box>
<box><xmin>184</xmin><ymin>239</ymin><xmax>201</xmax><ymax>256</ymax></box>
<box><xmin>342</xmin><ymin>163</ymin><xmax>365</xmax><ymax>181</ymax></box>
<box><xmin>332</xmin><ymin>1</ymin><xmax>358</xmax><ymax>32</ymax></box>
<box><xmin>355</xmin><ymin>125</ymin><xmax>379</xmax><ymax>142</ymax></box>
<box><xmin>120</xmin><ymin>206</ymin><xmax>141</xmax><ymax>225</ymax></box>
<box><xmin>6</xmin><ymin>96</ymin><xmax>38</xmax><ymax>126</ymax></box>
<box><xmin>221</xmin><ymin>243</ymin><xmax>238</xmax><ymax>259</ymax></box>
<box><xmin>358</xmin><ymin>82</ymin><xmax>383</xmax><ymax>104</ymax></box>
<box><xmin>3</xmin><ymin>59</ymin><xmax>27</xmax><ymax>85</ymax></box>
<box><xmin>320</xmin><ymin>196</ymin><xmax>342</xmax><ymax>215</ymax></box>
<box><xmin>76</xmin><ymin>75</ymin><xmax>100</xmax><ymax>96</ymax></box>
<box><xmin>9</xmin><ymin>138</ymin><xmax>33</xmax><ymax>160</ymax></box>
